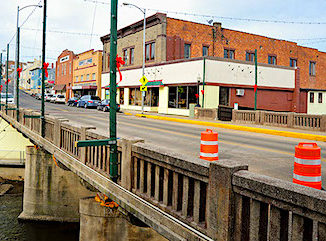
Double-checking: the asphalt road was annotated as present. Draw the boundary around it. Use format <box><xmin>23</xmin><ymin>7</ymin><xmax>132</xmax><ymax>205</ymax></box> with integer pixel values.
<box><xmin>8</xmin><ymin>86</ymin><xmax>326</xmax><ymax>184</ymax></box>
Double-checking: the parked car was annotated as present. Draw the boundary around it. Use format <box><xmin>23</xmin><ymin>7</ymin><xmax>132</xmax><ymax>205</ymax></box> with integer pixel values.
<box><xmin>55</xmin><ymin>95</ymin><xmax>65</xmax><ymax>104</ymax></box>
<box><xmin>77</xmin><ymin>95</ymin><xmax>101</xmax><ymax>108</ymax></box>
<box><xmin>50</xmin><ymin>95</ymin><xmax>57</xmax><ymax>103</ymax></box>
<box><xmin>97</xmin><ymin>99</ymin><xmax>120</xmax><ymax>112</ymax></box>
<box><xmin>45</xmin><ymin>94</ymin><xmax>53</xmax><ymax>102</ymax></box>
<box><xmin>66</xmin><ymin>97</ymin><xmax>80</xmax><ymax>107</ymax></box>
<box><xmin>35</xmin><ymin>93</ymin><xmax>42</xmax><ymax>100</ymax></box>
<box><xmin>0</xmin><ymin>93</ymin><xmax>14</xmax><ymax>104</ymax></box>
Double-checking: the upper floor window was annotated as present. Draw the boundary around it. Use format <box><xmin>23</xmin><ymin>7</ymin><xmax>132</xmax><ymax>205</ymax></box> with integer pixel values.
<box><xmin>81</xmin><ymin>75</ymin><xmax>84</xmax><ymax>81</ymax></box>
<box><xmin>310</xmin><ymin>92</ymin><xmax>314</xmax><ymax>103</ymax></box>
<box><xmin>123</xmin><ymin>49</ymin><xmax>128</xmax><ymax>64</ymax></box>
<box><xmin>246</xmin><ymin>51</ymin><xmax>255</xmax><ymax>62</ymax></box>
<box><xmin>290</xmin><ymin>58</ymin><xmax>297</xmax><ymax>68</ymax></box>
<box><xmin>268</xmin><ymin>55</ymin><xmax>277</xmax><ymax>65</ymax></box>
<box><xmin>69</xmin><ymin>63</ymin><xmax>72</xmax><ymax>74</ymax></box>
<box><xmin>86</xmin><ymin>74</ymin><xmax>90</xmax><ymax>81</ymax></box>
<box><xmin>318</xmin><ymin>93</ymin><xmax>323</xmax><ymax>103</ymax></box>
<box><xmin>309</xmin><ymin>61</ymin><xmax>316</xmax><ymax>76</ymax></box>
<box><xmin>224</xmin><ymin>49</ymin><xmax>235</xmax><ymax>59</ymax></box>
<box><xmin>203</xmin><ymin>46</ymin><xmax>209</xmax><ymax>56</ymax></box>
<box><xmin>146</xmin><ymin>42</ymin><xmax>155</xmax><ymax>61</ymax></box>
<box><xmin>130</xmin><ymin>48</ymin><xmax>134</xmax><ymax>65</ymax></box>
<box><xmin>92</xmin><ymin>73</ymin><xmax>96</xmax><ymax>80</ymax></box>
<box><xmin>184</xmin><ymin>44</ymin><xmax>191</xmax><ymax>59</ymax></box>
<box><xmin>64</xmin><ymin>63</ymin><xmax>67</xmax><ymax>75</ymax></box>
<box><xmin>75</xmin><ymin>76</ymin><xmax>78</xmax><ymax>82</ymax></box>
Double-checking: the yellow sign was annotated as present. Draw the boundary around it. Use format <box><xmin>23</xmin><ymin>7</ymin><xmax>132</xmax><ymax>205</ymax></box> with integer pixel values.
<box><xmin>139</xmin><ymin>76</ymin><xmax>149</xmax><ymax>86</ymax></box>
<box><xmin>140</xmin><ymin>86</ymin><xmax>148</xmax><ymax>92</ymax></box>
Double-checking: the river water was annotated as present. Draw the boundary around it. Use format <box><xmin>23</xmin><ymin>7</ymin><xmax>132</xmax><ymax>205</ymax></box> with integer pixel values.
<box><xmin>0</xmin><ymin>193</ymin><xmax>79</xmax><ymax>241</ymax></box>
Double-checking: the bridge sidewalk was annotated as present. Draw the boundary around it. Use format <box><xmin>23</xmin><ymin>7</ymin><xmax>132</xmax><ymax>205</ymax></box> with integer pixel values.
<box><xmin>121</xmin><ymin>110</ymin><xmax>326</xmax><ymax>142</ymax></box>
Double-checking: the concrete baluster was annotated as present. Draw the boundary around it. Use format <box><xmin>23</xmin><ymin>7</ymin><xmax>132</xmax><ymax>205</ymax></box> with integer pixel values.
<box><xmin>120</xmin><ymin>137</ymin><xmax>144</xmax><ymax>191</ymax></box>
<box><xmin>206</xmin><ymin>160</ymin><xmax>248</xmax><ymax>241</ymax></box>
<box><xmin>80</xmin><ymin>126</ymin><xmax>96</xmax><ymax>164</ymax></box>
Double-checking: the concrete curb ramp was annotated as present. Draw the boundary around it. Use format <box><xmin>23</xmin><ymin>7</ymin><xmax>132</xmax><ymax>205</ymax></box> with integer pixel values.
<box><xmin>123</xmin><ymin>112</ymin><xmax>326</xmax><ymax>142</ymax></box>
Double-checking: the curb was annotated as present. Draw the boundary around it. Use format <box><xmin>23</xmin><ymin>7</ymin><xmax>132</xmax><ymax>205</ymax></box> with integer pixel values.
<box><xmin>123</xmin><ymin>112</ymin><xmax>326</xmax><ymax>142</ymax></box>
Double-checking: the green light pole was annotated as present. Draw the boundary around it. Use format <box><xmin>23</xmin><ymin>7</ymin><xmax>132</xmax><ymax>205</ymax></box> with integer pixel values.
<box><xmin>5</xmin><ymin>44</ymin><xmax>9</xmax><ymax>114</ymax></box>
<box><xmin>109</xmin><ymin>0</ymin><xmax>118</xmax><ymax>182</ymax></box>
<box><xmin>16</xmin><ymin>27</ymin><xmax>20</xmax><ymax>121</ymax></box>
<box><xmin>254</xmin><ymin>49</ymin><xmax>258</xmax><ymax>110</ymax></box>
<box><xmin>41</xmin><ymin>0</ymin><xmax>47</xmax><ymax>137</ymax></box>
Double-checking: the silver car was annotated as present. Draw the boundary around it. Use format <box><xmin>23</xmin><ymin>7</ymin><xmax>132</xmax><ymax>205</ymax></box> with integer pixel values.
<box><xmin>0</xmin><ymin>93</ymin><xmax>14</xmax><ymax>104</ymax></box>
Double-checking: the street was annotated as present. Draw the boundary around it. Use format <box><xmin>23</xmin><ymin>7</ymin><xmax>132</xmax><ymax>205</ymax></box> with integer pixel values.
<box><xmin>14</xmin><ymin>87</ymin><xmax>326</xmax><ymax>184</ymax></box>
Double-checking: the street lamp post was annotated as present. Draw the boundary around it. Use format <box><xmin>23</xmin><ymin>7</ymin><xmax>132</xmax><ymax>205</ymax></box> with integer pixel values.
<box><xmin>41</xmin><ymin>0</ymin><xmax>47</xmax><ymax>137</ymax></box>
<box><xmin>15</xmin><ymin>4</ymin><xmax>42</xmax><ymax>120</ymax></box>
<box><xmin>123</xmin><ymin>3</ymin><xmax>146</xmax><ymax>114</ymax></box>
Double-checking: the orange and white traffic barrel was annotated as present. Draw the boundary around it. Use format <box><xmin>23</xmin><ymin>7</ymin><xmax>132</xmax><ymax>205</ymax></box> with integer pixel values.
<box><xmin>293</xmin><ymin>143</ymin><xmax>321</xmax><ymax>190</ymax></box>
<box><xmin>200</xmin><ymin>129</ymin><xmax>218</xmax><ymax>161</ymax></box>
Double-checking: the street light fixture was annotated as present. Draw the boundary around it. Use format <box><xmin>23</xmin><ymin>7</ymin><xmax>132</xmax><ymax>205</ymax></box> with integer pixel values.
<box><xmin>122</xmin><ymin>2</ymin><xmax>146</xmax><ymax>114</ymax></box>
<box><xmin>15</xmin><ymin>4</ymin><xmax>43</xmax><ymax>121</ymax></box>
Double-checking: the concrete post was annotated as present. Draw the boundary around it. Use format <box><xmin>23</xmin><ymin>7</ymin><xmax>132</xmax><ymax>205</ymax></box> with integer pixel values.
<box><xmin>79</xmin><ymin>197</ymin><xmax>166</xmax><ymax>241</ymax></box>
<box><xmin>189</xmin><ymin>104</ymin><xmax>195</xmax><ymax>118</ymax></box>
<box><xmin>18</xmin><ymin>146</ymin><xmax>94</xmax><ymax>222</ymax></box>
<box><xmin>206</xmin><ymin>160</ymin><xmax>248</xmax><ymax>241</ymax></box>
<box><xmin>53</xmin><ymin>118</ymin><xmax>69</xmax><ymax>146</ymax></box>
<box><xmin>320</xmin><ymin>115</ymin><xmax>326</xmax><ymax>132</ymax></box>
<box><xmin>120</xmin><ymin>137</ymin><xmax>144</xmax><ymax>191</ymax></box>
<box><xmin>255</xmin><ymin>111</ymin><xmax>261</xmax><ymax>125</ymax></box>
<box><xmin>80</xmin><ymin>126</ymin><xmax>96</xmax><ymax>164</ymax></box>
<box><xmin>287</xmin><ymin>112</ymin><xmax>295</xmax><ymax>128</ymax></box>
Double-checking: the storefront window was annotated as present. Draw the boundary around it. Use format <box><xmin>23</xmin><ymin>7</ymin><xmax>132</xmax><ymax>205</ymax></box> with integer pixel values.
<box><xmin>144</xmin><ymin>88</ymin><xmax>159</xmax><ymax>107</ymax></box>
<box><xmin>119</xmin><ymin>88</ymin><xmax>124</xmax><ymax>105</ymax></box>
<box><xmin>168</xmin><ymin>86</ymin><xmax>197</xmax><ymax>109</ymax></box>
<box><xmin>129</xmin><ymin>88</ymin><xmax>142</xmax><ymax>106</ymax></box>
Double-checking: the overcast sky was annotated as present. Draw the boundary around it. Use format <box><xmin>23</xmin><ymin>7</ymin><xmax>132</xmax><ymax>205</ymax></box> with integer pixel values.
<box><xmin>1</xmin><ymin>0</ymin><xmax>326</xmax><ymax>64</ymax></box>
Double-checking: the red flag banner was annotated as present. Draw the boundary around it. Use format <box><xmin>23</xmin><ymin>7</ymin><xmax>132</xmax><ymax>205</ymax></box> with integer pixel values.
<box><xmin>43</xmin><ymin>62</ymin><xmax>49</xmax><ymax>78</ymax></box>
<box><xmin>17</xmin><ymin>68</ymin><xmax>22</xmax><ymax>78</ymax></box>
<box><xmin>116</xmin><ymin>55</ymin><xmax>125</xmax><ymax>85</ymax></box>
<box><xmin>254</xmin><ymin>84</ymin><xmax>258</xmax><ymax>92</ymax></box>
<box><xmin>5</xmin><ymin>79</ymin><xmax>11</xmax><ymax>85</ymax></box>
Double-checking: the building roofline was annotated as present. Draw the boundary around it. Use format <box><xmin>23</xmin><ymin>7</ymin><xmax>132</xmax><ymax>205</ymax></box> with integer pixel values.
<box><xmin>100</xmin><ymin>12</ymin><xmax>167</xmax><ymax>43</ymax></box>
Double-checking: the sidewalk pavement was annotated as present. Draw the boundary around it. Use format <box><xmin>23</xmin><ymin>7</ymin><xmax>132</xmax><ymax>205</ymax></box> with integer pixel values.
<box><xmin>121</xmin><ymin>109</ymin><xmax>326</xmax><ymax>142</ymax></box>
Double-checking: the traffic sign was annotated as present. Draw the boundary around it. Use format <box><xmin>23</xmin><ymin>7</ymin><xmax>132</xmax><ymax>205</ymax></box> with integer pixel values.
<box><xmin>140</xmin><ymin>86</ymin><xmax>148</xmax><ymax>91</ymax></box>
<box><xmin>139</xmin><ymin>76</ymin><xmax>149</xmax><ymax>86</ymax></box>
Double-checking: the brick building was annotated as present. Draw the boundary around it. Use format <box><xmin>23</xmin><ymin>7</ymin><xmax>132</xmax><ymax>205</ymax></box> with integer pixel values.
<box><xmin>101</xmin><ymin>13</ymin><xmax>326</xmax><ymax>115</ymax></box>
<box><xmin>72</xmin><ymin>49</ymin><xmax>103</xmax><ymax>98</ymax></box>
<box><xmin>55</xmin><ymin>50</ymin><xmax>75</xmax><ymax>100</ymax></box>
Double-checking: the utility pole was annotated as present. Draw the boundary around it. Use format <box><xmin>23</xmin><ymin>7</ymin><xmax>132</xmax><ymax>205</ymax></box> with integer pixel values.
<box><xmin>41</xmin><ymin>0</ymin><xmax>47</xmax><ymax>137</ymax></box>
<box><xmin>254</xmin><ymin>49</ymin><xmax>258</xmax><ymax>111</ymax></box>
<box><xmin>109</xmin><ymin>0</ymin><xmax>118</xmax><ymax>182</ymax></box>
<box><xmin>5</xmin><ymin>44</ymin><xmax>9</xmax><ymax>114</ymax></box>
<box><xmin>14</xmin><ymin>6</ymin><xmax>19</xmax><ymax>106</ymax></box>
<box><xmin>16</xmin><ymin>27</ymin><xmax>20</xmax><ymax>121</ymax></box>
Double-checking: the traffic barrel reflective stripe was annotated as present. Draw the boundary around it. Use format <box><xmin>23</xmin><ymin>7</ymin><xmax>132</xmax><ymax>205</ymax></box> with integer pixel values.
<box><xmin>293</xmin><ymin>143</ymin><xmax>322</xmax><ymax>190</ymax></box>
<box><xmin>200</xmin><ymin>129</ymin><xmax>218</xmax><ymax>161</ymax></box>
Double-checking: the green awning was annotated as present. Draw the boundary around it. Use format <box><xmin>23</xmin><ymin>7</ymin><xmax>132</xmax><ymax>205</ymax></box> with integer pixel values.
<box><xmin>146</xmin><ymin>80</ymin><xmax>164</xmax><ymax>87</ymax></box>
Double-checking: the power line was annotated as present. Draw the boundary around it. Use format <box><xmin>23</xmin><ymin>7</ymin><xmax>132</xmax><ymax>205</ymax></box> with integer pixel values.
<box><xmin>89</xmin><ymin>0</ymin><xmax>98</xmax><ymax>48</ymax></box>
<box><xmin>19</xmin><ymin>0</ymin><xmax>42</xmax><ymax>28</ymax></box>
<box><xmin>84</xmin><ymin>0</ymin><xmax>110</xmax><ymax>5</ymax></box>
<box><xmin>22</xmin><ymin>27</ymin><xmax>101</xmax><ymax>36</ymax></box>
<box><xmin>83</xmin><ymin>0</ymin><xmax>326</xmax><ymax>25</ymax></box>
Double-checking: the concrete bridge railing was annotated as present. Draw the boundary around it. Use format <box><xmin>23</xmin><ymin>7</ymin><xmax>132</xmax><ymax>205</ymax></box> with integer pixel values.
<box><xmin>233</xmin><ymin>109</ymin><xmax>326</xmax><ymax>131</ymax></box>
<box><xmin>2</xmin><ymin>105</ymin><xmax>326</xmax><ymax>240</ymax></box>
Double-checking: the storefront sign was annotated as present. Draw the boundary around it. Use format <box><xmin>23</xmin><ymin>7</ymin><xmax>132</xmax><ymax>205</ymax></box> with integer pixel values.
<box><xmin>140</xmin><ymin>86</ymin><xmax>148</xmax><ymax>91</ymax></box>
<box><xmin>79</xmin><ymin>58</ymin><xmax>93</xmax><ymax>66</ymax></box>
<box><xmin>60</xmin><ymin>55</ymin><xmax>69</xmax><ymax>63</ymax></box>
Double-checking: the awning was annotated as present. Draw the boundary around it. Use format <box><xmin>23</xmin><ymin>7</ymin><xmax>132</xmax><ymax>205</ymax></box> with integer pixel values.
<box><xmin>54</xmin><ymin>84</ymin><xmax>66</xmax><ymax>91</ymax></box>
<box><xmin>146</xmin><ymin>80</ymin><xmax>164</xmax><ymax>87</ymax></box>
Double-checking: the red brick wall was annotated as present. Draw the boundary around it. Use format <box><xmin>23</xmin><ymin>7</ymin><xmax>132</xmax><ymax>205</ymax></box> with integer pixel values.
<box><xmin>166</xmin><ymin>17</ymin><xmax>326</xmax><ymax>90</ymax></box>
<box><xmin>55</xmin><ymin>50</ymin><xmax>75</xmax><ymax>99</ymax></box>
<box><xmin>230</xmin><ymin>88</ymin><xmax>293</xmax><ymax>112</ymax></box>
